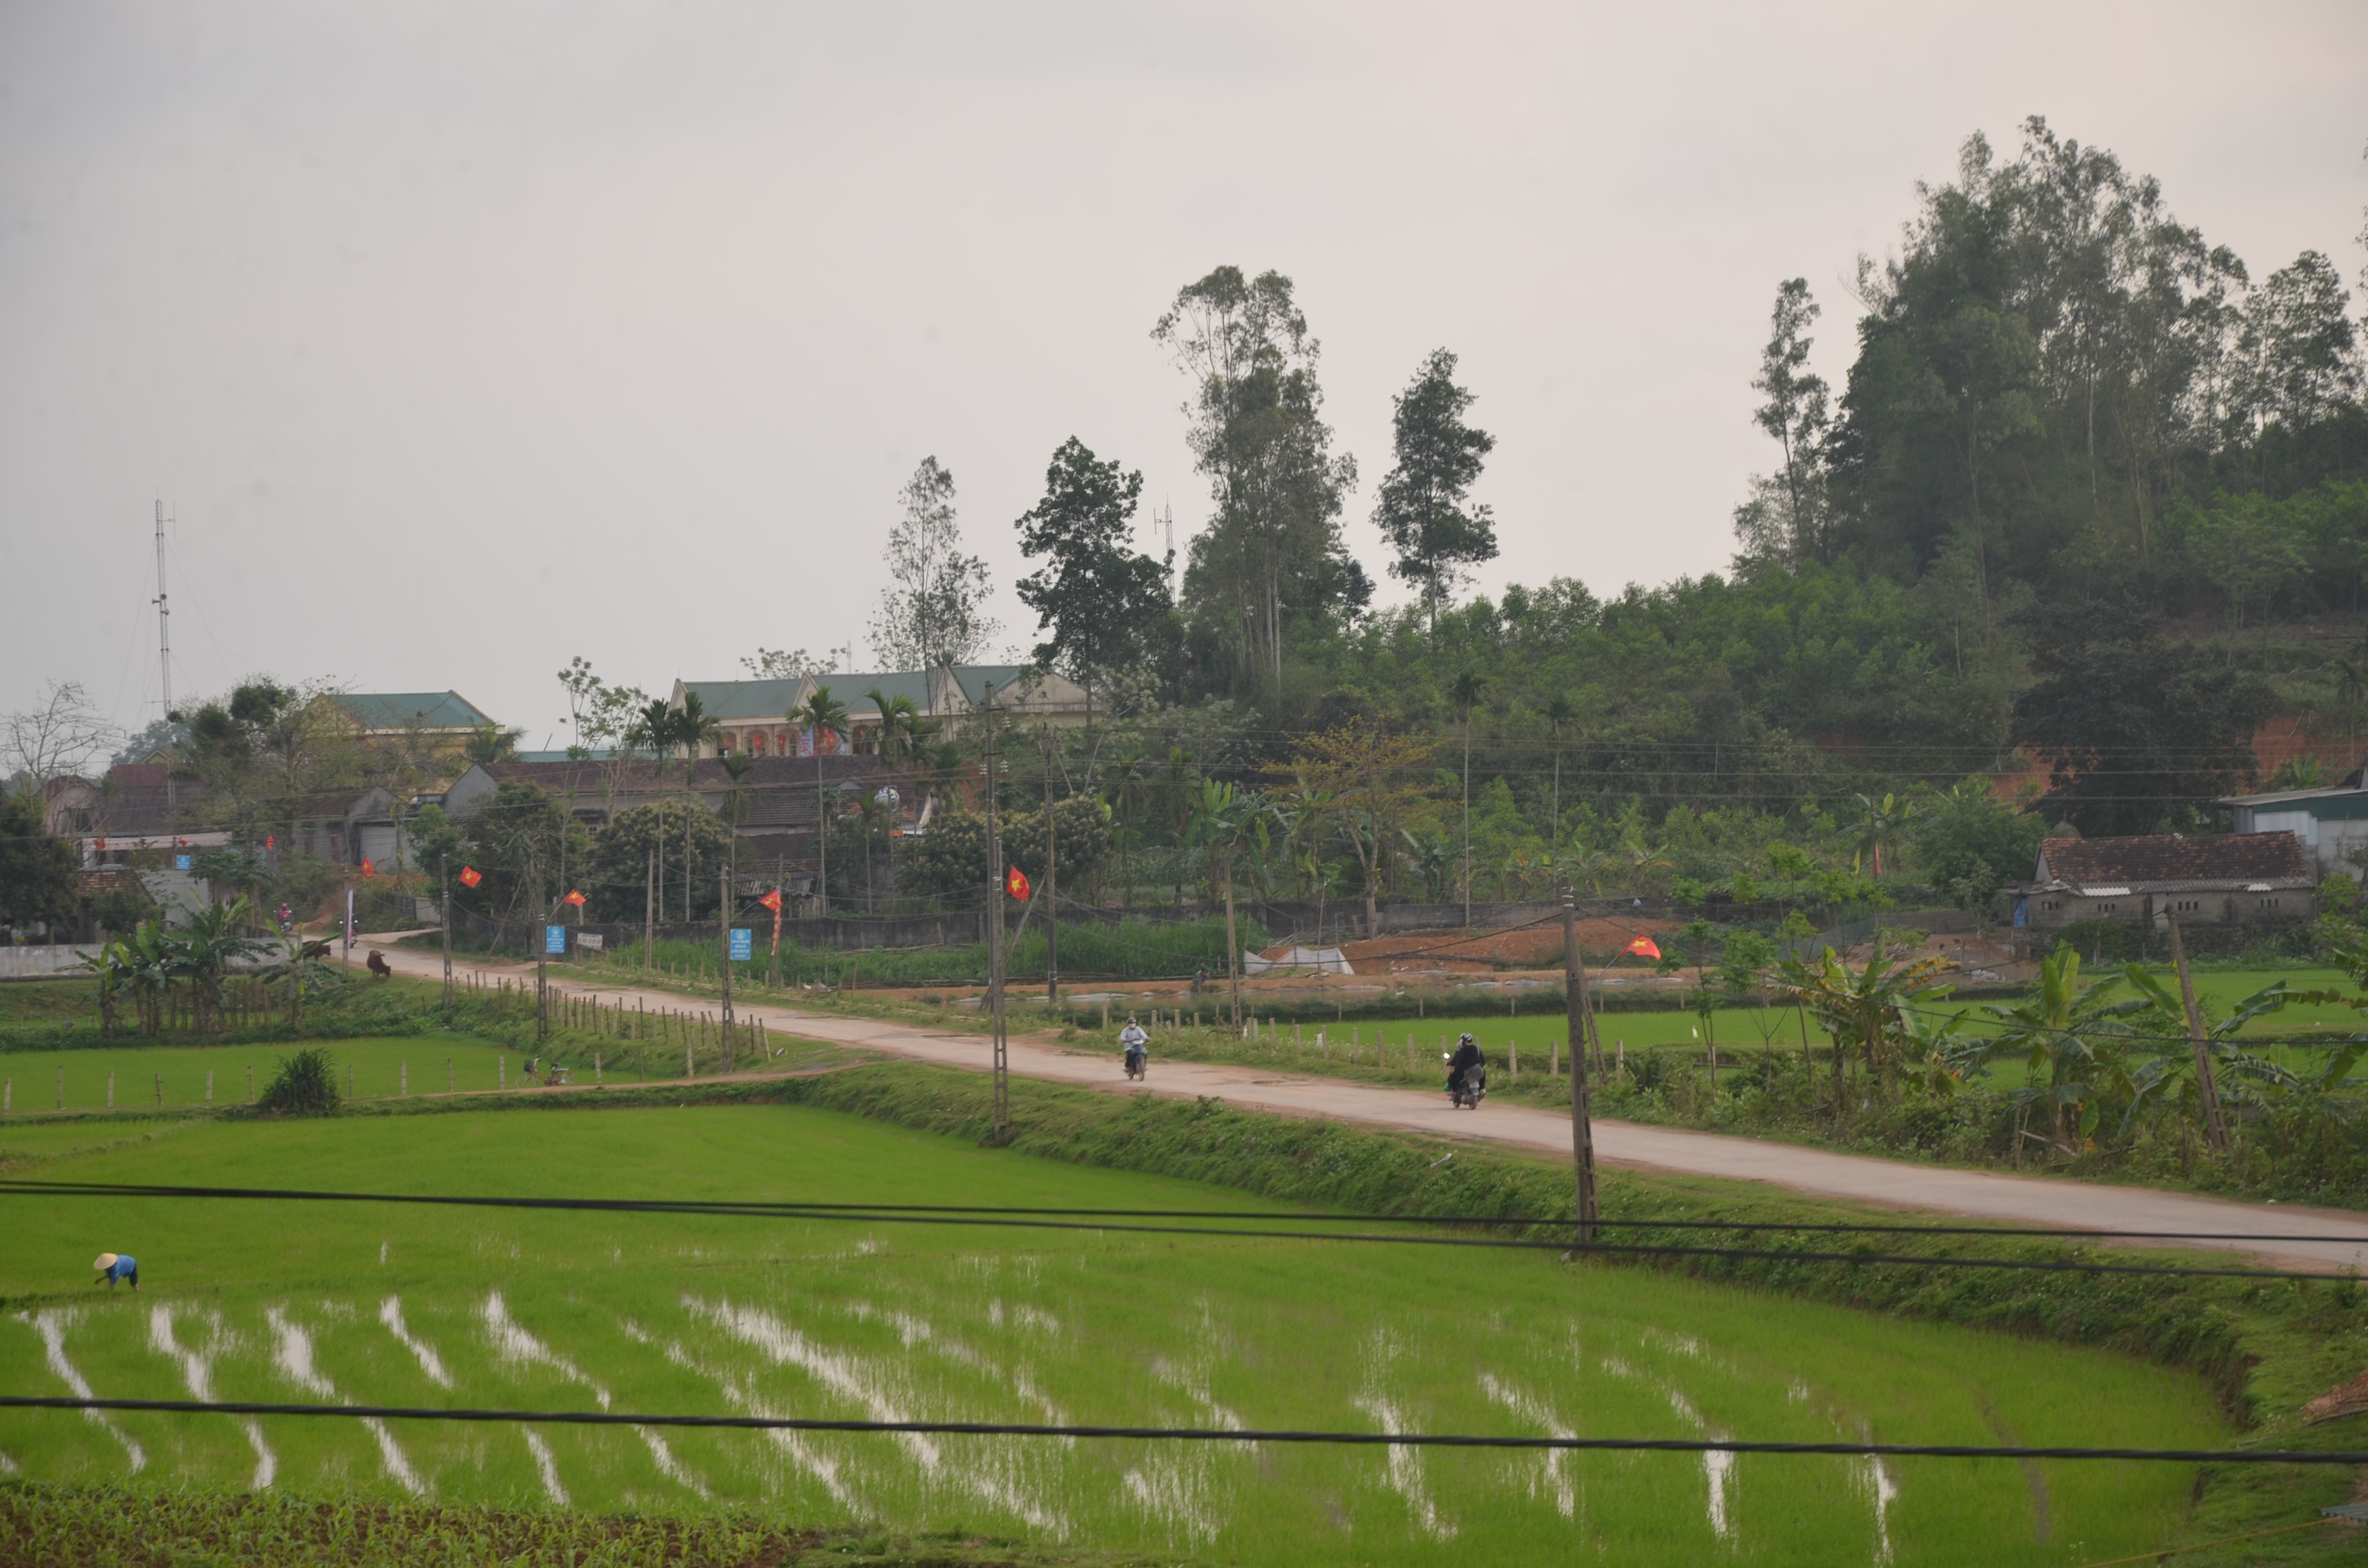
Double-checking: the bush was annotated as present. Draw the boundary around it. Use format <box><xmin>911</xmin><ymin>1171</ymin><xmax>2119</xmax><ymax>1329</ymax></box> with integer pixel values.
<box><xmin>257</xmin><ymin>1047</ymin><xmax>340</xmax><ymax>1115</ymax></box>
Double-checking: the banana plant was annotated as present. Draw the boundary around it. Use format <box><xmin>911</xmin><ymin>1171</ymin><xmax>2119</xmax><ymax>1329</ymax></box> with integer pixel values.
<box><xmin>1946</xmin><ymin>948</ymin><xmax>2142</xmax><ymax>1157</ymax></box>
<box><xmin>2116</xmin><ymin>967</ymin><xmax>2319</xmax><ymax>1139</ymax></box>
<box><xmin>1777</xmin><ymin>938</ymin><xmax>1960</xmax><ymax>1100</ymax></box>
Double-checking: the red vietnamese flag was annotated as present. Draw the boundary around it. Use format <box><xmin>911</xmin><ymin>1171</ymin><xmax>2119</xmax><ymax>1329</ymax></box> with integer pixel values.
<box><xmin>361</xmin><ymin>857</ymin><xmax>376</xmax><ymax>878</ymax></box>
<box><xmin>265</xmin><ymin>833</ymin><xmax>275</xmax><ymax>850</ymax></box>
<box><xmin>1006</xmin><ymin>865</ymin><xmax>1031</xmax><ymax>902</ymax></box>
<box><xmin>1622</xmin><ymin>936</ymin><xmax>1662</xmax><ymax>960</ymax></box>
<box><xmin>457</xmin><ymin>865</ymin><xmax>483</xmax><ymax>888</ymax></box>
<box><xmin>759</xmin><ymin>888</ymin><xmax>783</xmax><ymax>912</ymax></box>
<box><xmin>563</xmin><ymin>889</ymin><xmax>587</xmax><ymax>907</ymax></box>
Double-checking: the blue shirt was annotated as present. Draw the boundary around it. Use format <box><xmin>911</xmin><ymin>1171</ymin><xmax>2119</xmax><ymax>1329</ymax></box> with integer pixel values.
<box><xmin>108</xmin><ymin>1255</ymin><xmax>136</xmax><ymax>1280</ymax></box>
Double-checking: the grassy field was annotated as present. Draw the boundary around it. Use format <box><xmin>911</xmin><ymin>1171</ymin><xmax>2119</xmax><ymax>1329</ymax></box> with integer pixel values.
<box><xmin>0</xmin><ymin>1030</ymin><xmax>855</xmax><ymax>1116</ymax></box>
<box><xmin>1049</xmin><ymin>960</ymin><xmax>2368</xmax><ymax>1093</ymax></box>
<box><xmin>0</xmin><ymin>1098</ymin><xmax>2235</xmax><ymax>1566</ymax></box>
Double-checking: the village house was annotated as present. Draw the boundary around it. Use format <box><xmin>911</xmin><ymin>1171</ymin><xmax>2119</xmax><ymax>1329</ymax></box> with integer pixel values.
<box><xmin>2010</xmin><ymin>829</ymin><xmax>2315</xmax><ymax>936</ymax></box>
<box><xmin>441</xmin><ymin>753</ymin><xmax>932</xmax><ymax>892</ymax></box>
<box><xmin>661</xmin><ymin>664</ymin><xmax>1092</xmax><ymax>761</ymax></box>
<box><xmin>320</xmin><ymin>690</ymin><xmax>502</xmax><ymax>758</ymax></box>
<box><xmin>2220</xmin><ymin>767</ymin><xmax>2368</xmax><ymax>875</ymax></box>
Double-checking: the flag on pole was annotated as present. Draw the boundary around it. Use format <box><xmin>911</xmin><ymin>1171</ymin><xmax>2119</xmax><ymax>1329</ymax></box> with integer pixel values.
<box><xmin>361</xmin><ymin>858</ymin><xmax>376</xmax><ymax>878</ymax></box>
<box><xmin>265</xmin><ymin>834</ymin><xmax>275</xmax><ymax>850</ymax></box>
<box><xmin>1006</xmin><ymin>865</ymin><xmax>1032</xmax><ymax>902</ymax></box>
<box><xmin>1622</xmin><ymin>936</ymin><xmax>1662</xmax><ymax>960</ymax></box>
<box><xmin>563</xmin><ymin>889</ymin><xmax>587</xmax><ymax>907</ymax></box>
<box><xmin>759</xmin><ymin>888</ymin><xmax>783</xmax><ymax>912</ymax></box>
<box><xmin>457</xmin><ymin>865</ymin><xmax>483</xmax><ymax>889</ymax></box>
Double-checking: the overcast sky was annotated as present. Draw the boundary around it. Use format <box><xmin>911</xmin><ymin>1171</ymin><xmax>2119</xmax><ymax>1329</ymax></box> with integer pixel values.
<box><xmin>4</xmin><ymin>2</ymin><xmax>2364</xmax><ymax>751</ymax></box>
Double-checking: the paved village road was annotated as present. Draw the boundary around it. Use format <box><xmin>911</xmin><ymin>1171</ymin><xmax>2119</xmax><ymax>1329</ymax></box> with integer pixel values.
<box><xmin>367</xmin><ymin>942</ymin><xmax>2368</xmax><ymax>1273</ymax></box>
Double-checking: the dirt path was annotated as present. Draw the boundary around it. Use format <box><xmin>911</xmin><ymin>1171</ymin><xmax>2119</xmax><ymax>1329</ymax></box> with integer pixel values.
<box><xmin>366</xmin><ymin>942</ymin><xmax>2368</xmax><ymax>1272</ymax></box>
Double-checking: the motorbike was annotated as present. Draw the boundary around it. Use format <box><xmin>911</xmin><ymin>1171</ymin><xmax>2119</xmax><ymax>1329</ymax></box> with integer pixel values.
<box><xmin>1123</xmin><ymin>1044</ymin><xmax>1147</xmax><ymax>1081</ymax></box>
<box><xmin>1444</xmin><ymin>1052</ymin><xmax>1486</xmax><ymax>1109</ymax></box>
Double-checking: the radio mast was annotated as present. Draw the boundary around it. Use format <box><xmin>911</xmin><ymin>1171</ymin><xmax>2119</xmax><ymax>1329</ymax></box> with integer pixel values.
<box><xmin>152</xmin><ymin>500</ymin><xmax>173</xmax><ymax>721</ymax></box>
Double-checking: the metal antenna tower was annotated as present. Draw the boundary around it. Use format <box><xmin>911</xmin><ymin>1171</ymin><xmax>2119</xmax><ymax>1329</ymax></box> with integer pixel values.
<box><xmin>152</xmin><ymin>500</ymin><xmax>173</xmax><ymax>720</ymax></box>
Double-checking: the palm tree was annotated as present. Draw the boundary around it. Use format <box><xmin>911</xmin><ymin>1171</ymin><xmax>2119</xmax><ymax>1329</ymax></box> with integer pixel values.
<box><xmin>1104</xmin><ymin>749</ymin><xmax>1150</xmax><ymax>909</ymax></box>
<box><xmin>1447</xmin><ymin>669</ymin><xmax>1494</xmax><ymax>925</ymax></box>
<box><xmin>865</xmin><ymin>689</ymin><xmax>927</xmax><ymax>768</ymax></box>
<box><xmin>464</xmin><ymin>723</ymin><xmax>522</xmax><ymax>766</ymax></box>
<box><xmin>851</xmin><ymin>786</ymin><xmax>899</xmax><ymax>912</ymax></box>
<box><xmin>674</xmin><ymin>692</ymin><xmax>721</xmax><ymax>781</ymax></box>
<box><xmin>1541</xmin><ymin>692</ymin><xmax>1578</xmax><ymax>873</ymax></box>
<box><xmin>789</xmin><ymin>687</ymin><xmax>851</xmax><ymax>913</ymax></box>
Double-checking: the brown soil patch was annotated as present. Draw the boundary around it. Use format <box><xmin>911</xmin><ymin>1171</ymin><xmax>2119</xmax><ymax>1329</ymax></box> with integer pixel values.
<box><xmin>1300</xmin><ymin>915</ymin><xmax>1678</xmax><ymax>974</ymax></box>
<box><xmin>2305</xmin><ymin>1368</ymin><xmax>2368</xmax><ymax>1425</ymax></box>
<box><xmin>1840</xmin><ymin>929</ymin><xmax>2027</xmax><ymax>981</ymax></box>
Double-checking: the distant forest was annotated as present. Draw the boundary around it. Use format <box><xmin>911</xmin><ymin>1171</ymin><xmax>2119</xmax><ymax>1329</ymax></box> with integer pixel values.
<box><xmin>1105</xmin><ymin>118</ymin><xmax>2368</xmax><ymax>843</ymax></box>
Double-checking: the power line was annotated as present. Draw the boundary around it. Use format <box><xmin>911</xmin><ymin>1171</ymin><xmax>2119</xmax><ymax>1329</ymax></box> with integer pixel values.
<box><xmin>13</xmin><ymin>1179</ymin><xmax>2365</xmax><ymax>1247</ymax></box>
<box><xmin>1</xmin><ymin>1395</ymin><xmax>2358</xmax><ymax>1465</ymax></box>
<box><xmin>2</xmin><ymin>1182</ymin><xmax>2351</xmax><ymax>1278</ymax></box>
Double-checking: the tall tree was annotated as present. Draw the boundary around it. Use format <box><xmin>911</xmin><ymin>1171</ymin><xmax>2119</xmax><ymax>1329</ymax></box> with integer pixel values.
<box><xmin>2233</xmin><ymin>250</ymin><xmax>2362</xmax><ymax>436</ymax></box>
<box><xmin>1014</xmin><ymin>437</ymin><xmax>1173</xmax><ymax>726</ymax></box>
<box><xmin>0</xmin><ymin>790</ymin><xmax>78</xmax><ymax>930</ymax></box>
<box><xmin>4</xmin><ymin>681</ymin><xmax>118</xmax><ymax>792</ymax></box>
<box><xmin>1374</xmin><ymin>348</ymin><xmax>1497</xmax><ymax>635</ymax></box>
<box><xmin>1732</xmin><ymin>281</ymin><xmax>1830</xmax><ymax>570</ymax></box>
<box><xmin>1153</xmin><ymin>266</ymin><xmax>1361</xmax><ymax>696</ymax></box>
<box><xmin>868</xmin><ymin>457</ymin><xmax>999</xmax><ymax>671</ymax></box>
<box><xmin>2012</xmin><ymin>599</ymin><xmax>2276</xmax><ymax>834</ymax></box>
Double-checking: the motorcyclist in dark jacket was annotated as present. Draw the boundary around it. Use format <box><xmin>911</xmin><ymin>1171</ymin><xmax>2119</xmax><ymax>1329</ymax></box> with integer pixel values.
<box><xmin>1447</xmin><ymin>1033</ymin><xmax>1485</xmax><ymax>1093</ymax></box>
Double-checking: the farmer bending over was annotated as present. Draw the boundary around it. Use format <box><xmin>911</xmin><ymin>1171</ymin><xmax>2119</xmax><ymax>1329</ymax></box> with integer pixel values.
<box><xmin>92</xmin><ymin>1253</ymin><xmax>138</xmax><ymax>1292</ymax></box>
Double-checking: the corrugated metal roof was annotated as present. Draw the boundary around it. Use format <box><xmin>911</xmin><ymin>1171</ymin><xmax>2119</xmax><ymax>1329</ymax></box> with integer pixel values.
<box><xmin>333</xmin><ymin>690</ymin><xmax>495</xmax><ymax>731</ymax></box>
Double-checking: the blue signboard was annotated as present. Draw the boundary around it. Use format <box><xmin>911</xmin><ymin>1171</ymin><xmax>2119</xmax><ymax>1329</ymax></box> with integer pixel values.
<box><xmin>174</xmin><ymin>853</ymin><xmax>192</xmax><ymax>871</ymax></box>
<box><xmin>729</xmin><ymin>927</ymin><xmax>753</xmax><ymax>961</ymax></box>
<box><xmin>545</xmin><ymin>924</ymin><xmax>568</xmax><ymax>956</ymax></box>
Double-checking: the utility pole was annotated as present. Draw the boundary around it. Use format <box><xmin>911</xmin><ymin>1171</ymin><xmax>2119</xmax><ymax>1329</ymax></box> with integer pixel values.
<box><xmin>1563</xmin><ymin>888</ymin><xmax>1599</xmax><ymax>1245</ymax></box>
<box><xmin>1042</xmin><ymin>724</ymin><xmax>1058</xmax><ymax>1004</ymax></box>
<box><xmin>440</xmin><ymin>853</ymin><xmax>453</xmax><ymax>1010</ymax></box>
<box><xmin>719</xmin><ymin>868</ymin><xmax>734</xmax><ymax>1031</ymax></box>
<box><xmin>985</xmin><ymin>682</ymin><xmax>1009</xmax><ymax>1139</ymax></box>
<box><xmin>643</xmin><ymin>842</ymin><xmax>655</xmax><ymax>970</ymax></box>
<box><xmin>2167</xmin><ymin>919</ymin><xmax>2230</xmax><ymax>1151</ymax></box>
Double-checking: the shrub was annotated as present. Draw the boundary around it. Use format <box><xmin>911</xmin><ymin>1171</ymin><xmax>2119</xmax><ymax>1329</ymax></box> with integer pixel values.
<box><xmin>258</xmin><ymin>1047</ymin><xmax>340</xmax><ymax>1115</ymax></box>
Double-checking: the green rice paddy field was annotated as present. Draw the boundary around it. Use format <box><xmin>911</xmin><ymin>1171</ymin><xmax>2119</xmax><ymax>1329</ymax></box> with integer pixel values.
<box><xmin>1101</xmin><ymin>964</ymin><xmax>2368</xmax><ymax>1087</ymax></box>
<box><xmin>0</xmin><ymin>1030</ymin><xmax>848</xmax><ymax>1114</ymax></box>
<box><xmin>0</xmin><ymin>1100</ymin><xmax>2229</xmax><ymax>1565</ymax></box>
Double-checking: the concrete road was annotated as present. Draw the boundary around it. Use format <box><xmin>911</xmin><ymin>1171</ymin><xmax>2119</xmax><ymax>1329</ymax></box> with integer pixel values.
<box><xmin>365</xmin><ymin>941</ymin><xmax>2368</xmax><ymax>1273</ymax></box>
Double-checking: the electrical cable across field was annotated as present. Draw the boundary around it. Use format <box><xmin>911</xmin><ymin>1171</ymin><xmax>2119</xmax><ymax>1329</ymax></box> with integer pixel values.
<box><xmin>0</xmin><ymin>1394</ymin><xmax>2359</xmax><ymax>1466</ymax></box>
<box><xmin>6</xmin><ymin>1180</ymin><xmax>2358</xmax><ymax>1279</ymax></box>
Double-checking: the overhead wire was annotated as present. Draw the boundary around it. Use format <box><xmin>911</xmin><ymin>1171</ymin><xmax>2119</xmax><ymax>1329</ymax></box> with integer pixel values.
<box><xmin>3</xmin><ymin>1181</ymin><xmax>2356</xmax><ymax>1279</ymax></box>
<box><xmin>1</xmin><ymin>1395</ymin><xmax>2360</xmax><ymax>1466</ymax></box>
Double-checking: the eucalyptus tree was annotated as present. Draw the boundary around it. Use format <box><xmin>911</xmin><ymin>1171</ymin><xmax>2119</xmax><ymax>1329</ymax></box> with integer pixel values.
<box><xmin>1153</xmin><ymin>265</ymin><xmax>1360</xmax><ymax>697</ymax></box>
<box><xmin>869</xmin><ymin>458</ymin><xmax>998</xmax><ymax>669</ymax></box>
<box><xmin>1374</xmin><ymin>348</ymin><xmax>1497</xmax><ymax>638</ymax></box>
